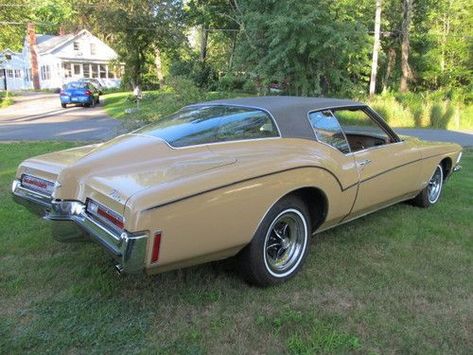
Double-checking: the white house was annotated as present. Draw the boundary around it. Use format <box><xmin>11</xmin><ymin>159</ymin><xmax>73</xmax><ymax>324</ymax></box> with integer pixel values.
<box><xmin>0</xmin><ymin>49</ymin><xmax>28</xmax><ymax>91</ymax></box>
<box><xmin>0</xmin><ymin>26</ymin><xmax>123</xmax><ymax>91</ymax></box>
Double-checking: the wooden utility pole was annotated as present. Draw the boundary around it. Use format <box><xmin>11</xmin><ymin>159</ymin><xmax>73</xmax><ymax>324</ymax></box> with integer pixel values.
<box><xmin>27</xmin><ymin>22</ymin><xmax>40</xmax><ymax>90</ymax></box>
<box><xmin>400</xmin><ymin>0</ymin><xmax>413</xmax><ymax>92</ymax></box>
<box><xmin>369</xmin><ymin>0</ymin><xmax>382</xmax><ymax>97</ymax></box>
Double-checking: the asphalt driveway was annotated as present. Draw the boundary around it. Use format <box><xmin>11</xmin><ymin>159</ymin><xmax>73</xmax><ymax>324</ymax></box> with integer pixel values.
<box><xmin>395</xmin><ymin>128</ymin><xmax>473</xmax><ymax>148</ymax></box>
<box><xmin>0</xmin><ymin>92</ymin><xmax>121</xmax><ymax>141</ymax></box>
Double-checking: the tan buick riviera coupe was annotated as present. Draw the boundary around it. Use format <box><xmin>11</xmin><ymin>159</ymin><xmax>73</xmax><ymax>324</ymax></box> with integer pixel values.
<box><xmin>12</xmin><ymin>96</ymin><xmax>462</xmax><ymax>286</ymax></box>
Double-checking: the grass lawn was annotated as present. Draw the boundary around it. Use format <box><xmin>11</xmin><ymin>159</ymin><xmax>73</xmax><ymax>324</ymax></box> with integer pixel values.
<box><xmin>1</xmin><ymin>142</ymin><xmax>472</xmax><ymax>353</ymax></box>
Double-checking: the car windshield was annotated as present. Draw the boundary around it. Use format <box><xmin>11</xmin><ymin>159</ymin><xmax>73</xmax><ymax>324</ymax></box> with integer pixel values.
<box><xmin>65</xmin><ymin>82</ymin><xmax>89</xmax><ymax>89</ymax></box>
<box><xmin>136</xmin><ymin>105</ymin><xmax>279</xmax><ymax>148</ymax></box>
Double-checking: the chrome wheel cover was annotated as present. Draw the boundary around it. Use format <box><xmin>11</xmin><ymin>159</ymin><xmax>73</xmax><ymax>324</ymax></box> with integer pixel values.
<box><xmin>263</xmin><ymin>208</ymin><xmax>308</xmax><ymax>278</ymax></box>
<box><xmin>427</xmin><ymin>165</ymin><xmax>443</xmax><ymax>204</ymax></box>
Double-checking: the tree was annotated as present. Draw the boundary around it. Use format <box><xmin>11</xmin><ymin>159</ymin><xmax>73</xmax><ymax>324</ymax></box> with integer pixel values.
<box><xmin>0</xmin><ymin>0</ymin><xmax>30</xmax><ymax>51</ymax></box>
<box><xmin>232</xmin><ymin>0</ymin><xmax>371</xmax><ymax>96</ymax></box>
<box><xmin>400</xmin><ymin>0</ymin><xmax>413</xmax><ymax>92</ymax></box>
<box><xmin>369</xmin><ymin>0</ymin><xmax>382</xmax><ymax>96</ymax></box>
<box><xmin>74</xmin><ymin>0</ymin><xmax>185</xmax><ymax>88</ymax></box>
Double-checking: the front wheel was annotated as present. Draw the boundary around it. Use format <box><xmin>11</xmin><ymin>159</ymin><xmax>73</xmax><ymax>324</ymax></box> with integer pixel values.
<box><xmin>238</xmin><ymin>196</ymin><xmax>311</xmax><ymax>287</ymax></box>
<box><xmin>411</xmin><ymin>164</ymin><xmax>444</xmax><ymax>208</ymax></box>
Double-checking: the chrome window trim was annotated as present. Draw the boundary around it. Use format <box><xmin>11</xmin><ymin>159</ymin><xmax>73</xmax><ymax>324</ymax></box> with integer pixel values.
<box><xmin>138</xmin><ymin>103</ymin><xmax>282</xmax><ymax>150</ymax></box>
<box><xmin>307</xmin><ymin>105</ymin><xmax>402</xmax><ymax>156</ymax></box>
<box><xmin>130</xmin><ymin>134</ymin><xmax>281</xmax><ymax>151</ymax></box>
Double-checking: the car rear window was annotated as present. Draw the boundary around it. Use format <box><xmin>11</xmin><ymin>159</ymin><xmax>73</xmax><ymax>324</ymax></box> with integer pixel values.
<box><xmin>136</xmin><ymin>105</ymin><xmax>279</xmax><ymax>147</ymax></box>
<box><xmin>65</xmin><ymin>82</ymin><xmax>89</xmax><ymax>89</ymax></box>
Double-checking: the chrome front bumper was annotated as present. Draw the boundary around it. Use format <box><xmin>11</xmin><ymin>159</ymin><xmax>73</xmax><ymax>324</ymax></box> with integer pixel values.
<box><xmin>11</xmin><ymin>179</ymin><xmax>148</xmax><ymax>274</ymax></box>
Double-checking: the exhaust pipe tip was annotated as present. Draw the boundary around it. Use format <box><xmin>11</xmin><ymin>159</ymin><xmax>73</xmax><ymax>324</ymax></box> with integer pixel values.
<box><xmin>115</xmin><ymin>264</ymin><xmax>124</xmax><ymax>275</ymax></box>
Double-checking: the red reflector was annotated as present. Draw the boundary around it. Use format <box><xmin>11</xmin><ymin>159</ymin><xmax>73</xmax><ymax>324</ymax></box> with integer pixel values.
<box><xmin>97</xmin><ymin>207</ymin><xmax>124</xmax><ymax>229</ymax></box>
<box><xmin>151</xmin><ymin>232</ymin><xmax>162</xmax><ymax>263</ymax></box>
<box><xmin>85</xmin><ymin>90</ymin><xmax>92</xmax><ymax>96</ymax></box>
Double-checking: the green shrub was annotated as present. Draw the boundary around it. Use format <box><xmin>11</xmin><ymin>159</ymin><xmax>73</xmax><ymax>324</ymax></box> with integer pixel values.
<box><xmin>217</xmin><ymin>74</ymin><xmax>246</xmax><ymax>91</ymax></box>
<box><xmin>0</xmin><ymin>91</ymin><xmax>14</xmax><ymax>108</ymax></box>
<box><xmin>368</xmin><ymin>94</ymin><xmax>414</xmax><ymax>127</ymax></box>
<box><xmin>430</xmin><ymin>103</ymin><xmax>444</xmax><ymax>128</ymax></box>
<box><xmin>442</xmin><ymin>102</ymin><xmax>456</xmax><ymax>129</ymax></box>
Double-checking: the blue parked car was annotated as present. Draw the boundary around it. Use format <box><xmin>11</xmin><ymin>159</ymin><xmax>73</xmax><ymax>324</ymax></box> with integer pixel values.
<box><xmin>60</xmin><ymin>81</ymin><xmax>100</xmax><ymax>108</ymax></box>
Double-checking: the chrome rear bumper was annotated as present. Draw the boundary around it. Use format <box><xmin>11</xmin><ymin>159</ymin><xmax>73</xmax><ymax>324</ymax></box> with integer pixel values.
<box><xmin>12</xmin><ymin>179</ymin><xmax>148</xmax><ymax>274</ymax></box>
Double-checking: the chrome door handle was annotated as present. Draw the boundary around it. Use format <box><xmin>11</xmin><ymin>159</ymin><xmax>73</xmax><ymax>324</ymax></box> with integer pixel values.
<box><xmin>358</xmin><ymin>159</ymin><xmax>372</xmax><ymax>167</ymax></box>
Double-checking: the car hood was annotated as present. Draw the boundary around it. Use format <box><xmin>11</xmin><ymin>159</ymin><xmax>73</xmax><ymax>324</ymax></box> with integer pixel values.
<box><xmin>18</xmin><ymin>134</ymin><xmax>236</xmax><ymax>214</ymax></box>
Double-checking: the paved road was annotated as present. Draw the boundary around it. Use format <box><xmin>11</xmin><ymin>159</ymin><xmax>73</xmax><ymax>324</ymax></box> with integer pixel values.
<box><xmin>395</xmin><ymin>128</ymin><xmax>473</xmax><ymax>148</ymax></box>
<box><xmin>0</xmin><ymin>92</ymin><xmax>122</xmax><ymax>141</ymax></box>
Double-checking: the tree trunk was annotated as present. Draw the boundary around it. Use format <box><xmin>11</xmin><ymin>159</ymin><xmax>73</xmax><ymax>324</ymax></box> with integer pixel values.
<box><xmin>369</xmin><ymin>0</ymin><xmax>382</xmax><ymax>97</ymax></box>
<box><xmin>382</xmin><ymin>47</ymin><xmax>396</xmax><ymax>92</ymax></box>
<box><xmin>228</xmin><ymin>32</ymin><xmax>237</xmax><ymax>70</ymax></box>
<box><xmin>200</xmin><ymin>25</ymin><xmax>208</xmax><ymax>62</ymax></box>
<box><xmin>400</xmin><ymin>0</ymin><xmax>413</xmax><ymax>93</ymax></box>
<box><xmin>154</xmin><ymin>46</ymin><xmax>164</xmax><ymax>86</ymax></box>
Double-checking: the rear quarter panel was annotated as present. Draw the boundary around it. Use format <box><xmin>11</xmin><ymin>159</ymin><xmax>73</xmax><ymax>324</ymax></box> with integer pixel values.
<box><xmin>124</xmin><ymin>139</ymin><xmax>358</xmax><ymax>273</ymax></box>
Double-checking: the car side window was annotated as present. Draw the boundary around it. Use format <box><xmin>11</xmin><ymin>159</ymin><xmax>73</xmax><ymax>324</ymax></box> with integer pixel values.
<box><xmin>308</xmin><ymin>111</ymin><xmax>350</xmax><ymax>154</ymax></box>
<box><xmin>332</xmin><ymin>108</ymin><xmax>392</xmax><ymax>152</ymax></box>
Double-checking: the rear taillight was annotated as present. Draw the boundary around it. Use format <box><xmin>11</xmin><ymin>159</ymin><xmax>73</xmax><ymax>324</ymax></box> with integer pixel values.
<box><xmin>151</xmin><ymin>232</ymin><xmax>162</xmax><ymax>263</ymax></box>
<box><xmin>85</xmin><ymin>90</ymin><xmax>92</xmax><ymax>96</ymax></box>
<box><xmin>86</xmin><ymin>199</ymin><xmax>124</xmax><ymax>230</ymax></box>
<box><xmin>97</xmin><ymin>207</ymin><xmax>124</xmax><ymax>229</ymax></box>
<box><xmin>21</xmin><ymin>174</ymin><xmax>55</xmax><ymax>195</ymax></box>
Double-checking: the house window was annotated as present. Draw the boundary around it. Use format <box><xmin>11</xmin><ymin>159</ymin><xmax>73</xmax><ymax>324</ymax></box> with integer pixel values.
<box><xmin>7</xmin><ymin>69</ymin><xmax>13</xmax><ymax>78</ymax></box>
<box><xmin>40</xmin><ymin>65</ymin><xmax>51</xmax><ymax>80</ymax></box>
<box><xmin>28</xmin><ymin>69</ymin><xmax>32</xmax><ymax>81</ymax></box>
<box><xmin>91</xmin><ymin>64</ymin><xmax>98</xmax><ymax>78</ymax></box>
<box><xmin>99</xmin><ymin>64</ymin><xmax>106</xmax><ymax>78</ymax></box>
<box><xmin>14</xmin><ymin>69</ymin><xmax>21</xmax><ymax>78</ymax></box>
<box><xmin>73</xmin><ymin>64</ymin><xmax>81</xmax><ymax>75</ymax></box>
<box><xmin>5</xmin><ymin>54</ymin><xmax>12</xmax><ymax>60</ymax></box>
<box><xmin>83</xmin><ymin>64</ymin><xmax>90</xmax><ymax>78</ymax></box>
<box><xmin>63</xmin><ymin>63</ymin><xmax>72</xmax><ymax>78</ymax></box>
<box><xmin>90</xmin><ymin>43</ymin><xmax>96</xmax><ymax>55</ymax></box>
<box><xmin>73</xmin><ymin>42</ymin><xmax>80</xmax><ymax>51</ymax></box>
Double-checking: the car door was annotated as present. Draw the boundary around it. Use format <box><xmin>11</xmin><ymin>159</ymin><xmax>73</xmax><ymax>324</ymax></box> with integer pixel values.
<box><xmin>307</xmin><ymin>110</ymin><xmax>359</xmax><ymax>228</ymax></box>
<box><xmin>333</xmin><ymin>107</ymin><xmax>422</xmax><ymax>220</ymax></box>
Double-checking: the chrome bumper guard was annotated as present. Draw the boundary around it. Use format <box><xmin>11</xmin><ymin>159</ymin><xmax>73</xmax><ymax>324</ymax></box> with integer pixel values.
<box><xmin>453</xmin><ymin>164</ymin><xmax>462</xmax><ymax>172</ymax></box>
<box><xmin>12</xmin><ymin>179</ymin><xmax>148</xmax><ymax>274</ymax></box>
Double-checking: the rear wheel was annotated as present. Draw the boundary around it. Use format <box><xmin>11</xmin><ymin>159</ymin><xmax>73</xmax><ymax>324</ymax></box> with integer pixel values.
<box><xmin>238</xmin><ymin>196</ymin><xmax>311</xmax><ymax>287</ymax></box>
<box><xmin>412</xmin><ymin>164</ymin><xmax>444</xmax><ymax>208</ymax></box>
<box><xmin>61</xmin><ymin>103</ymin><xmax>67</xmax><ymax>108</ymax></box>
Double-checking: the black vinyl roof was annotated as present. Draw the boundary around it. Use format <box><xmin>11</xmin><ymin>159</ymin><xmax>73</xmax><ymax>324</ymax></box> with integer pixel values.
<box><xmin>193</xmin><ymin>96</ymin><xmax>364</xmax><ymax>140</ymax></box>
